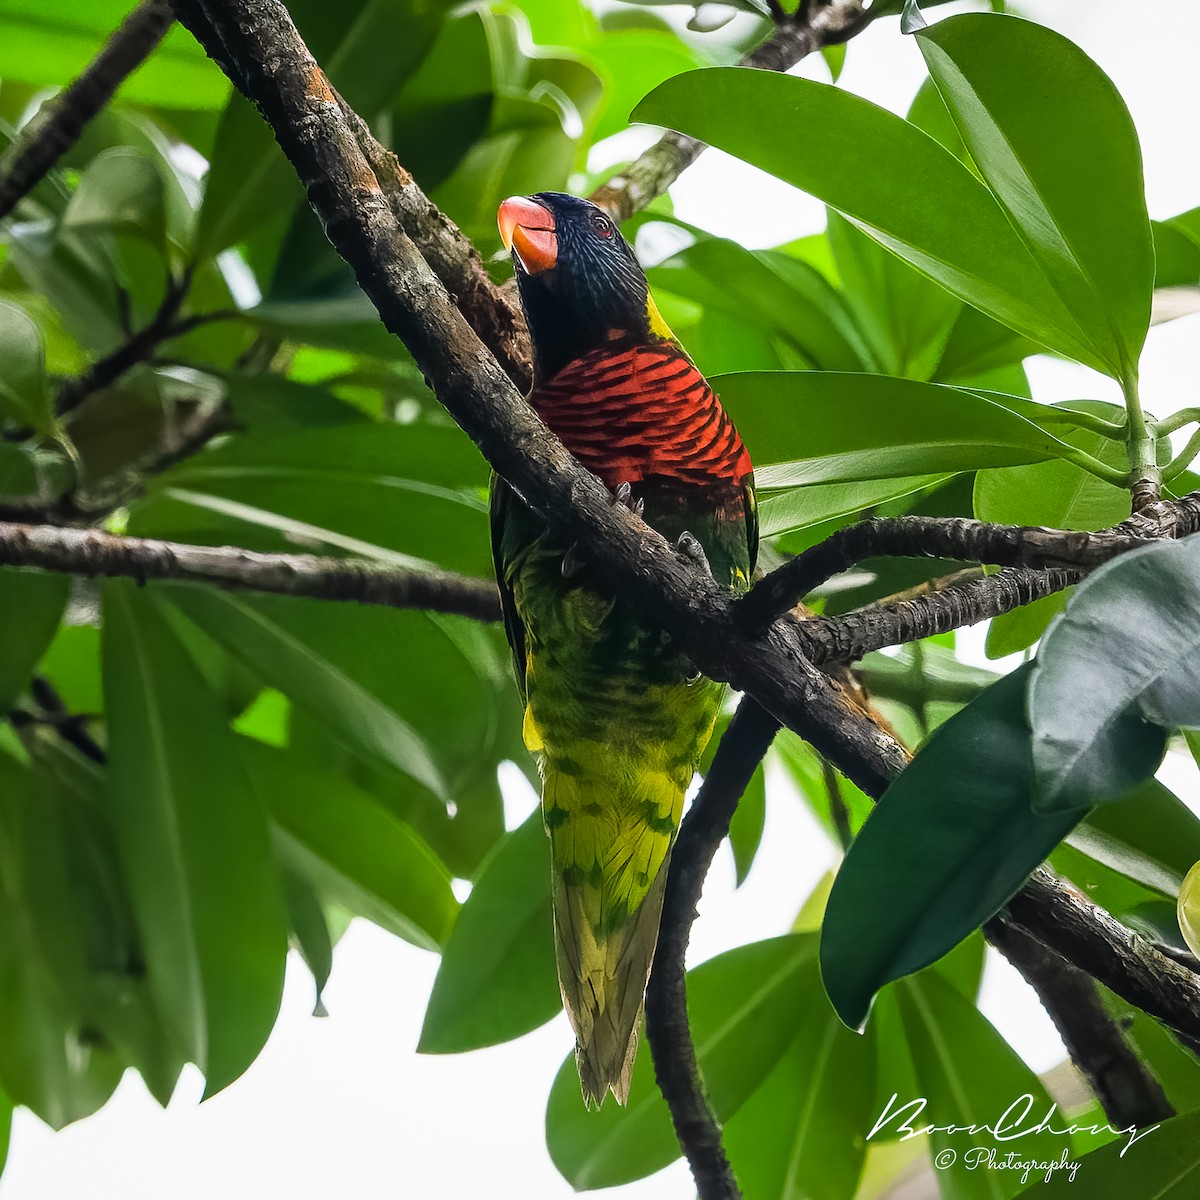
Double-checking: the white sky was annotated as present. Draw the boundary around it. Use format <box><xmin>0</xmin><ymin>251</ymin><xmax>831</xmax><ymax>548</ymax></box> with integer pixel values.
<box><xmin>4</xmin><ymin>2</ymin><xmax>1200</xmax><ymax>1198</ymax></box>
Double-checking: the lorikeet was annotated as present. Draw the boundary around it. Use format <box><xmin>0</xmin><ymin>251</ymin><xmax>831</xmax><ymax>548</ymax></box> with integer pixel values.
<box><xmin>492</xmin><ymin>192</ymin><xmax>757</xmax><ymax>1107</ymax></box>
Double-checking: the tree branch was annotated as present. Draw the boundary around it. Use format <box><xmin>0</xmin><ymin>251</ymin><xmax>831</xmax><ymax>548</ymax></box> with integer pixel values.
<box><xmin>0</xmin><ymin>0</ymin><xmax>175</xmax><ymax>222</ymax></box>
<box><xmin>985</xmin><ymin>918</ymin><xmax>1174</xmax><ymax>1130</ymax></box>
<box><xmin>646</xmin><ymin>699</ymin><xmax>781</xmax><ymax>1200</ymax></box>
<box><xmin>588</xmin><ymin>0</ymin><xmax>874</xmax><ymax>223</ymax></box>
<box><xmin>738</xmin><ymin>514</ymin><xmax>1158</xmax><ymax>632</ymax></box>
<box><xmin>0</xmin><ymin>520</ymin><xmax>502</xmax><ymax>622</ymax></box>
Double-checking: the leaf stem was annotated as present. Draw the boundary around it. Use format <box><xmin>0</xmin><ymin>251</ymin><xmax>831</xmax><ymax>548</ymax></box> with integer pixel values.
<box><xmin>1157</xmin><ymin>407</ymin><xmax>1200</xmax><ymax>437</ymax></box>
<box><xmin>1121</xmin><ymin>373</ymin><xmax>1161</xmax><ymax>510</ymax></box>
<box><xmin>1163</xmin><ymin>426</ymin><xmax>1200</xmax><ymax>484</ymax></box>
<box><xmin>1038</xmin><ymin>407</ymin><xmax>1127</xmax><ymax>438</ymax></box>
<box><xmin>1059</xmin><ymin>446</ymin><xmax>1128</xmax><ymax>486</ymax></box>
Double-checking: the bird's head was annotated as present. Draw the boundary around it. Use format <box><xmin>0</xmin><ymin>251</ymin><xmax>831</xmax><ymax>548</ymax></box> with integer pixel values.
<box><xmin>498</xmin><ymin>192</ymin><xmax>667</xmax><ymax>380</ymax></box>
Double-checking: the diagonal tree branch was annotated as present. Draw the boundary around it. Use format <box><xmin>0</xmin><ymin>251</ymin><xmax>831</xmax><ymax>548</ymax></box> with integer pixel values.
<box><xmin>0</xmin><ymin>0</ymin><xmax>175</xmax><ymax>222</ymax></box>
<box><xmin>0</xmin><ymin>520</ymin><xmax>502</xmax><ymax>622</ymax></box>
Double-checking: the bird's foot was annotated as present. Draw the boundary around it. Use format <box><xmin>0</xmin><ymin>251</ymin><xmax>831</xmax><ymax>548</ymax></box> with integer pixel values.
<box><xmin>675</xmin><ymin>531</ymin><xmax>712</xmax><ymax>577</ymax></box>
<box><xmin>610</xmin><ymin>481</ymin><xmax>645</xmax><ymax>518</ymax></box>
<box><xmin>561</xmin><ymin>543</ymin><xmax>584</xmax><ymax>580</ymax></box>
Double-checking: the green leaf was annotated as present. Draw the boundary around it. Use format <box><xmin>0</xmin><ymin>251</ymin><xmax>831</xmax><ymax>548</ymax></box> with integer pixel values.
<box><xmin>1066</xmin><ymin>779</ymin><xmax>1200</xmax><ymax>898</ymax></box>
<box><xmin>0</xmin><ymin>753</ymin><xmax>124</xmax><ymax>1127</ymax></box>
<box><xmin>759</xmin><ymin>475</ymin><xmax>955</xmax><ymax>538</ymax></box>
<box><xmin>282</xmin><ymin>868</ymin><xmax>334</xmax><ymax>1015</ymax></box>
<box><xmin>821</xmin><ymin>666</ymin><xmax>1082</xmax><ymax>1028</ymax></box>
<box><xmin>165</xmin><ymin>590</ymin><xmax>451</xmax><ymax>803</ymax></box>
<box><xmin>1013</xmin><ymin>1108</ymin><xmax>1200</xmax><ymax>1197</ymax></box>
<box><xmin>62</xmin><ymin>147</ymin><xmax>168</xmax><ymax>252</ymax></box>
<box><xmin>634</xmin><ymin>70</ymin><xmax>1109</xmax><ymax>370</ymax></box>
<box><xmin>715</xmin><ymin>373</ymin><xmax>1082</xmax><ymax>490</ymax></box>
<box><xmin>420</xmin><ymin>809</ymin><xmax>558</xmax><ymax>1052</ymax></box>
<box><xmin>0</xmin><ymin>569</ymin><xmax>69</xmax><ymax>710</ymax></box>
<box><xmin>724</xmin><ymin>988</ymin><xmax>876</xmax><ymax>1200</ymax></box>
<box><xmin>242</xmin><ymin>740</ymin><xmax>456</xmax><ymax>951</ymax></box>
<box><xmin>913</xmin><ymin>12</ymin><xmax>1153</xmax><ymax>379</ymax></box>
<box><xmin>0</xmin><ymin>298</ymin><xmax>53</xmax><ymax>433</ymax></box>
<box><xmin>101</xmin><ymin>581</ymin><xmax>288</xmax><ymax>1095</ymax></box>
<box><xmin>0</xmin><ymin>2</ymin><xmax>226</xmax><ymax>110</ymax></box>
<box><xmin>728</xmin><ymin>761</ymin><xmax>765</xmax><ymax>887</ymax></box>
<box><xmin>894</xmin><ymin>970</ymin><xmax>1063</xmax><ymax>1200</ymax></box>
<box><xmin>1029</xmin><ymin>536</ymin><xmax>1200</xmax><ymax>811</ymax></box>
<box><xmin>546</xmin><ymin>934</ymin><xmax>816</xmax><ymax>1189</ymax></box>
<box><xmin>0</xmin><ymin>1081</ymin><xmax>10</xmax><ymax>1172</ymax></box>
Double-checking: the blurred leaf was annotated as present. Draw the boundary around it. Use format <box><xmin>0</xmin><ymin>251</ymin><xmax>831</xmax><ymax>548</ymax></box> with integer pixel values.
<box><xmin>62</xmin><ymin>147</ymin><xmax>174</xmax><ymax>254</ymax></box>
<box><xmin>101</xmin><ymin>581</ymin><xmax>288</xmax><ymax>1095</ymax></box>
<box><xmin>1066</xmin><ymin>779</ymin><xmax>1200</xmax><ymax>898</ymax></box>
<box><xmin>913</xmin><ymin>11</ymin><xmax>1153</xmax><ymax>380</ymax></box>
<box><xmin>1013</xmin><ymin>1108</ymin><xmax>1200</xmax><ymax>1197</ymax></box>
<box><xmin>1029</xmin><ymin>537</ymin><xmax>1200</xmax><ymax>812</ymax></box>
<box><xmin>635</xmin><ymin>70</ymin><xmax>1109</xmax><ymax>371</ymax></box>
<box><xmin>0</xmin><ymin>569</ymin><xmax>69</xmax><ymax>710</ymax></box>
<box><xmin>0</xmin><ymin>442</ymin><xmax>38</xmax><ymax>493</ymax></box>
<box><xmin>420</xmin><ymin>809</ymin><xmax>557</xmax><ymax>1052</ymax></box>
<box><xmin>985</xmin><ymin>592</ymin><xmax>1066</xmax><ymax>661</ymax></box>
<box><xmin>546</xmin><ymin>934</ymin><xmax>816</xmax><ymax>1189</ymax></box>
<box><xmin>0</xmin><ymin>1081</ymin><xmax>9</xmax><ymax>1171</ymax></box>
<box><xmin>724</xmin><ymin>983</ymin><xmax>875</xmax><ymax>1200</ymax></box>
<box><xmin>242</xmin><ymin>740</ymin><xmax>456</xmax><ymax>951</ymax></box>
<box><xmin>588</xmin><ymin>29</ymin><xmax>705</xmax><ymax>141</ymax></box>
<box><xmin>0</xmin><ymin>3</ymin><xmax>226</xmax><ymax>109</ymax></box>
<box><xmin>0</xmin><ymin>297</ymin><xmax>53</xmax><ymax>432</ymax></box>
<box><xmin>821</xmin><ymin>666</ymin><xmax>1082</xmax><ymax>1028</ymax></box>
<box><xmin>716</xmin><ymin>373</ymin><xmax>1082</xmax><ymax>489</ymax></box>
<box><xmin>165</xmin><ymin>590</ymin><xmax>451</xmax><ymax>803</ymax></box>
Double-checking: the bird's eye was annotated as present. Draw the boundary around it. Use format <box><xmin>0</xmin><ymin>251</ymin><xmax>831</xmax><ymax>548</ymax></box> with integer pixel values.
<box><xmin>592</xmin><ymin>213</ymin><xmax>614</xmax><ymax>238</ymax></box>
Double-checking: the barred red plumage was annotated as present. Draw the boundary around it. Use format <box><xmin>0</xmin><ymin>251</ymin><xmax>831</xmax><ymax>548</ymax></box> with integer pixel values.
<box><xmin>530</xmin><ymin>341</ymin><xmax>752</xmax><ymax>489</ymax></box>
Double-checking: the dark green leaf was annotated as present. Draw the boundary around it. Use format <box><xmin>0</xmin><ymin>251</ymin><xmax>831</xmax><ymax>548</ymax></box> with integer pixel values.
<box><xmin>242</xmin><ymin>740</ymin><xmax>456</xmax><ymax>951</ymax></box>
<box><xmin>1029</xmin><ymin>536</ymin><xmax>1200</xmax><ymax>811</ymax></box>
<box><xmin>420</xmin><ymin>809</ymin><xmax>557</xmax><ymax>1052</ymax></box>
<box><xmin>0</xmin><ymin>569</ymin><xmax>69</xmax><ymax>710</ymax></box>
<box><xmin>634</xmin><ymin>70</ymin><xmax>1107</xmax><ymax>370</ymax></box>
<box><xmin>101</xmin><ymin>581</ymin><xmax>288</xmax><ymax>1095</ymax></box>
<box><xmin>821</xmin><ymin>666</ymin><xmax>1082</xmax><ymax>1028</ymax></box>
<box><xmin>728</xmin><ymin>760</ymin><xmax>765</xmax><ymax>887</ymax></box>
<box><xmin>282</xmin><ymin>868</ymin><xmax>334</xmax><ymax>1015</ymax></box>
<box><xmin>546</xmin><ymin>934</ymin><xmax>816</xmax><ymax>1189</ymax></box>
<box><xmin>914</xmin><ymin>12</ymin><xmax>1153</xmax><ymax>379</ymax></box>
<box><xmin>760</xmin><ymin>475</ymin><xmax>955</xmax><ymax>538</ymax></box>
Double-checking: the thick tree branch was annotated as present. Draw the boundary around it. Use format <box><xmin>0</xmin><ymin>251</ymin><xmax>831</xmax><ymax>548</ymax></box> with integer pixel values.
<box><xmin>986</xmin><ymin>919</ymin><xmax>1174</xmax><ymax>1131</ymax></box>
<box><xmin>588</xmin><ymin>0</ymin><xmax>874</xmax><ymax>223</ymax></box>
<box><xmin>0</xmin><ymin>0</ymin><xmax>175</xmax><ymax>222</ymax></box>
<box><xmin>646</xmin><ymin>699</ymin><xmax>780</xmax><ymax>1200</ymax></box>
<box><xmin>0</xmin><ymin>521</ymin><xmax>502</xmax><ymax>622</ymax></box>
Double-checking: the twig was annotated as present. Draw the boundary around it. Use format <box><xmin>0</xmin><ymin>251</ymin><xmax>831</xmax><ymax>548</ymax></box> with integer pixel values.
<box><xmin>588</xmin><ymin>0</ymin><xmax>874</xmax><ymax>223</ymax></box>
<box><xmin>986</xmin><ymin>919</ymin><xmax>1174</xmax><ymax>1130</ymax></box>
<box><xmin>739</xmin><ymin>514</ymin><xmax>1157</xmax><ymax>632</ymax></box>
<box><xmin>0</xmin><ymin>0</ymin><xmax>175</xmax><ymax>222</ymax></box>
<box><xmin>646</xmin><ymin>699</ymin><xmax>781</xmax><ymax>1200</ymax></box>
<box><xmin>0</xmin><ymin>520</ymin><xmax>502</xmax><ymax>622</ymax></box>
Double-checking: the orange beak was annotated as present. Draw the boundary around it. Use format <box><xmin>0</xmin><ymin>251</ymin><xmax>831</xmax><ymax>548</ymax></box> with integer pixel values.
<box><xmin>498</xmin><ymin>196</ymin><xmax>557</xmax><ymax>275</ymax></box>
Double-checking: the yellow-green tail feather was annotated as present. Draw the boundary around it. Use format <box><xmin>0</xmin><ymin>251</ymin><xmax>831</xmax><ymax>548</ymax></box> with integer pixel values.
<box><xmin>543</xmin><ymin>759</ymin><xmax>683</xmax><ymax>1107</ymax></box>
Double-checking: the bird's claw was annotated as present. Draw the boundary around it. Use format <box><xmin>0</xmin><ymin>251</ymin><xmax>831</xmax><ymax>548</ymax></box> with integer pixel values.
<box><xmin>561</xmin><ymin>543</ymin><xmax>584</xmax><ymax>580</ymax></box>
<box><xmin>610</xmin><ymin>481</ymin><xmax>645</xmax><ymax>517</ymax></box>
<box><xmin>675</xmin><ymin>531</ymin><xmax>712</xmax><ymax>577</ymax></box>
